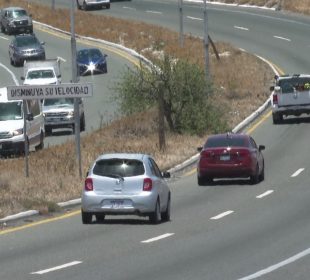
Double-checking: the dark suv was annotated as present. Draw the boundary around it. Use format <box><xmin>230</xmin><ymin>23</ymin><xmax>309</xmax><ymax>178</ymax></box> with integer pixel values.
<box><xmin>0</xmin><ymin>7</ymin><xmax>33</xmax><ymax>35</ymax></box>
<box><xmin>9</xmin><ymin>33</ymin><xmax>46</xmax><ymax>66</ymax></box>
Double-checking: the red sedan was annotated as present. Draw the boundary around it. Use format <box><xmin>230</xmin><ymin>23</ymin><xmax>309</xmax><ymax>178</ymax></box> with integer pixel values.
<box><xmin>197</xmin><ymin>133</ymin><xmax>265</xmax><ymax>185</ymax></box>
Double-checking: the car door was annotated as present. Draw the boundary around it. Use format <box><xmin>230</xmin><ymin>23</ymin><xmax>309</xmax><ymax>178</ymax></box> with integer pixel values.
<box><xmin>250</xmin><ymin>137</ymin><xmax>263</xmax><ymax>173</ymax></box>
<box><xmin>148</xmin><ymin>157</ymin><xmax>168</xmax><ymax>211</ymax></box>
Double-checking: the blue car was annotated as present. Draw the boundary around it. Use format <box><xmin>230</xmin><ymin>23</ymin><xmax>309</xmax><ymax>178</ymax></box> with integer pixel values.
<box><xmin>77</xmin><ymin>48</ymin><xmax>107</xmax><ymax>76</ymax></box>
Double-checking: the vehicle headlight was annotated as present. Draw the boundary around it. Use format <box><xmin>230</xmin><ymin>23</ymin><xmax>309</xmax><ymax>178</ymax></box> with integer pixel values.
<box><xmin>12</xmin><ymin>128</ymin><xmax>23</xmax><ymax>136</ymax></box>
<box><xmin>68</xmin><ymin>111</ymin><xmax>74</xmax><ymax>117</ymax></box>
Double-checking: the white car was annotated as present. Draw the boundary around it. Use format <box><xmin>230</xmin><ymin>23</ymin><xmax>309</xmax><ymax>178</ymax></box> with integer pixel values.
<box><xmin>81</xmin><ymin>153</ymin><xmax>171</xmax><ymax>224</ymax></box>
<box><xmin>76</xmin><ymin>0</ymin><xmax>110</xmax><ymax>10</ymax></box>
<box><xmin>0</xmin><ymin>87</ymin><xmax>45</xmax><ymax>156</ymax></box>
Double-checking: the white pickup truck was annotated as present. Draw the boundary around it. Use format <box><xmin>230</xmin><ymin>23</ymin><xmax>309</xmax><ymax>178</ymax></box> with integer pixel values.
<box><xmin>270</xmin><ymin>74</ymin><xmax>310</xmax><ymax>124</ymax></box>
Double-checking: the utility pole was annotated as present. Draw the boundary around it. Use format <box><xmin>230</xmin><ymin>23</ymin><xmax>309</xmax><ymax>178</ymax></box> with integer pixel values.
<box><xmin>203</xmin><ymin>0</ymin><xmax>209</xmax><ymax>78</ymax></box>
<box><xmin>70</xmin><ymin>0</ymin><xmax>82</xmax><ymax>178</ymax></box>
<box><xmin>178</xmin><ymin>0</ymin><xmax>184</xmax><ymax>47</ymax></box>
<box><xmin>51</xmin><ymin>0</ymin><xmax>55</xmax><ymax>10</ymax></box>
<box><xmin>158</xmin><ymin>82</ymin><xmax>166</xmax><ymax>151</ymax></box>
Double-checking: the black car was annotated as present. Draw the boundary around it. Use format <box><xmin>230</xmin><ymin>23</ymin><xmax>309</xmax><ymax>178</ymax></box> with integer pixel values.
<box><xmin>77</xmin><ymin>48</ymin><xmax>107</xmax><ymax>76</ymax></box>
<box><xmin>8</xmin><ymin>33</ymin><xmax>46</xmax><ymax>66</ymax></box>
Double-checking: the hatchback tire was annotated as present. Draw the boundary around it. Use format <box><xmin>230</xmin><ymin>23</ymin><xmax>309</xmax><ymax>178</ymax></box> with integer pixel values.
<box><xmin>149</xmin><ymin>199</ymin><xmax>161</xmax><ymax>224</ymax></box>
<box><xmin>161</xmin><ymin>195</ymin><xmax>171</xmax><ymax>222</ymax></box>
<box><xmin>81</xmin><ymin>210</ymin><xmax>92</xmax><ymax>224</ymax></box>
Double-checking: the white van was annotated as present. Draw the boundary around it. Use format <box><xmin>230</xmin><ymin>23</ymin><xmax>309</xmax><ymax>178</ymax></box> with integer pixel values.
<box><xmin>0</xmin><ymin>87</ymin><xmax>45</xmax><ymax>156</ymax></box>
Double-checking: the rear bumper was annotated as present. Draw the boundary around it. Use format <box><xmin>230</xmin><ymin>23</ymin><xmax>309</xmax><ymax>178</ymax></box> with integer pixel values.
<box><xmin>81</xmin><ymin>192</ymin><xmax>157</xmax><ymax>215</ymax></box>
<box><xmin>272</xmin><ymin>104</ymin><xmax>310</xmax><ymax>116</ymax></box>
<box><xmin>198</xmin><ymin>165</ymin><xmax>253</xmax><ymax>179</ymax></box>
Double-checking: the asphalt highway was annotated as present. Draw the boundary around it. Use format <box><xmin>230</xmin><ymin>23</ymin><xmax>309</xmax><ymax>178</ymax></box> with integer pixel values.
<box><xmin>1</xmin><ymin>1</ymin><xmax>310</xmax><ymax>279</ymax></box>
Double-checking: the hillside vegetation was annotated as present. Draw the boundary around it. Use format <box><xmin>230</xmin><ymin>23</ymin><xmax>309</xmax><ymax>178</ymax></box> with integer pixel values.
<box><xmin>0</xmin><ymin>0</ymin><xmax>275</xmax><ymax>220</ymax></box>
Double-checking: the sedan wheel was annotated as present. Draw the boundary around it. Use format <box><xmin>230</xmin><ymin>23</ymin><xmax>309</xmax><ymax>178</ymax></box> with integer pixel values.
<box><xmin>81</xmin><ymin>210</ymin><xmax>92</xmax><ymax>224</ymax></box>
<box><xmin>250</xmin><ymin>165</ymin><xmax>260</xmax><ymax>185</ymax></box>
<box><xmin>149</xmin><ymin>199</ymin><xmax>161</xmax><ymax>224</ymax></box>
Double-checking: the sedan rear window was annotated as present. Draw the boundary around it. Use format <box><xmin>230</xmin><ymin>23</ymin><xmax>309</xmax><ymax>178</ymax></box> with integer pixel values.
<box><xmin>205</xmin><ymin>137</ymin><xmax>247</xmax><ymax>148</ymax></box>
<box><xmin>93</xmin><ymin>159</ymin><xmax>145</xmax><ymax>177</ymax></box>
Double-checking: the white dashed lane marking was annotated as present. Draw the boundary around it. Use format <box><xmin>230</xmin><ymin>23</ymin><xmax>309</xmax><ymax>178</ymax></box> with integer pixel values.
<box><xmin>234</xmin><ymin>26</ymin><xmax>249</xmax><ymax>31</ymax></box>
<box><xmin>31</xmin><ymin>261</ymin><xmax>82</xmax><ymax>275</ymax></box>
<box><xmin>146</xmin><ymin>10</ymin><xmax>163</xmax><ymax>15</ymax></box>
<box><xmin>187</xmin><ymin>16</ymin><xmax>203</xmax><ymax>21</ymax></box>
<box><xmin>273</xmin><ymin>35</ymin><xmax>291</xmax><ymax>41</ymax></box>
<box><xmin>210</xmin><ymin>210</ymin><xmax>234</xmax><ymax>220</ymax></box>
<box><xmin>256</xmin><ymin>190</ymin><xmax>274</xmax><ymax>199</ymax></box>
<box><xmin>141</xmin><ymin>233</ymin><xmax>174</xmax><ymax>243</ymax></box>
<box><xmin>291</xmin><ymin>168</ymin><xmax>305</xmax><ymax>177</ymax></box>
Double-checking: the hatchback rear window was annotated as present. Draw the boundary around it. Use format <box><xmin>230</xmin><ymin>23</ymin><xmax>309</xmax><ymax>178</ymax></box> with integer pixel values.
<box><xmin>93</xmin><ymin>159</ymin><xmax>145</xmax><ymax>177</ymax></box>
<box><xmin>205</xmin><ymin>137</ymin><xmax>248</xmax><ymax>148</ymax></box>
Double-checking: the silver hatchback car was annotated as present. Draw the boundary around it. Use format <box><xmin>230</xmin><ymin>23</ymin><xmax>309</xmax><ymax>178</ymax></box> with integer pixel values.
<box><xmin>81</xmin><ymin>153</ymin><xmax>171</xmax><ymax>224</ymax></box>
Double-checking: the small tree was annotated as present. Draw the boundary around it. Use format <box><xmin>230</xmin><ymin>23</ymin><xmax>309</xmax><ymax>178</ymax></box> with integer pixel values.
<box><xmin>114</xmin><ymin>54</ymin><xmax>228</xmax><ymax>136</ymax></box>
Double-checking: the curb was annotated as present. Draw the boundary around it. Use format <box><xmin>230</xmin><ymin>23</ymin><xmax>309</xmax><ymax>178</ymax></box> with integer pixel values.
<box><xmin>0</xmin><ymin>19</ymin><xmax>279</xmax><ymax>225</ymax></box>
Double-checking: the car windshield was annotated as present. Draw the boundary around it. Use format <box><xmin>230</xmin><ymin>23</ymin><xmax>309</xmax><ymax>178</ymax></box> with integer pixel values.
<box><xmin>0</xmin><ymin>102</ymin><xmax>23</xmax><ymax>121</ymax></box>
<box><xmin>16</xmin><ymin>36</ymin><xmax>38</xmax><ymax>47</ymax></box>
<box><xmin>278</xmin><ymin>77</ymin><xmax>310</xmax><ymax>93</ymax></box>
<box><xmin>44</xmin><ymin>98</ymin><xmax>74</xmax><ymax>106</ymax></box>
<box><xmin>11</xmin><ymin>9</ymin><xmax>27</xmax><ymax>18</ymax></box>
<box><xmin>27</xmin><ymin>70</ymin><xmax>55</xmax><ymax>79</ymax></box>
<box><xmin>93</xmin><ymin>159</ymin><xmax>145</xmax><ymax>177</ymax></box>
<box><xmin>205</xmin><ymin>137</ymin><xmax>247</xmax><ymax>148</ymax></box>
<box><xmin>78</xmin><ymin>49</ymin><xmax>102</xmax><ymax>60</ymax></box>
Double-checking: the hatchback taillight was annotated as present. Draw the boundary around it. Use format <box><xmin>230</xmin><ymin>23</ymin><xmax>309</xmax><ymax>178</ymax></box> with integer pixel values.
<box><xmin>201</xmin><ymin>150</ymin><xmax>215</xmax><ymax>158</ymax></box>
<box><xmin>273</xmin><ymin>94</ymin><xmax>278</xmax><ymax>104</ymax></box>
<box><xmin>143</xmin><ymin>178</ymin><xmax>153</xmax><ymax>191</ymax></box>
<box><xmin>85</xmin><ymin>178</ymin><xmax>93</xmax><ymax>191</ymax></box>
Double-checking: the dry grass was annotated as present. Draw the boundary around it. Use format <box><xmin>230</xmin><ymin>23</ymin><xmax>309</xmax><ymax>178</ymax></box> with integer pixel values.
<box><xmin>0</xmin><ymin>0</ymin><xmax>276</xmax><ymax>219</ymax></box>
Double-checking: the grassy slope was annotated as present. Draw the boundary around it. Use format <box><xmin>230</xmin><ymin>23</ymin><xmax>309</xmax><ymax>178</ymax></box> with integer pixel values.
<box><xmin>0</xmin><ymin>0</ymin><xmax>275</xmax><ymax>219</ymax></box>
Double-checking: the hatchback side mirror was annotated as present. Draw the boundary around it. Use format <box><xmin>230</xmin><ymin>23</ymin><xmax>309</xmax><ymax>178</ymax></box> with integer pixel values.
<box><xmin>259</xmin><ymin>145</ymin><xmax>265</xmax><ymax>151</ymax></box>
<box><xmin>197</xmin><ymin>146</ymin><xmax>203</xmax><ymax>152</ymax></box>
<box><xmin>162</xmin><ymin>171</ymin><xmax>170</xmax><ymax>178</ymax></box>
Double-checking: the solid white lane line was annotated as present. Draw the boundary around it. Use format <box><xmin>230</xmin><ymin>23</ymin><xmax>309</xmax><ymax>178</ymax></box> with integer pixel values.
<box><xmin>234</xmin><ymin>25</ymin><xmax>249</xmax><ymax>31</ymax></box>
<box><xmin>146</xmin><ymin>10</ymin><xmax>163</xmax><ymax>15</ymax></box>
<box><xmin>141</xmin><ymin>233</ymin><xmax>174</xmax><ymax>243</ymax></box>
<box><xmin>0</xmin><ymin>36</ymin><xmax>8</xmax><ymax>40</ymax></box>
<box><xmin>273</xmin><ymin>35</ymin><xmax>291</xmax><ymax>41</ymax></box>
<box><xmin>291</xmin><ymin>168</ymin><xmax>305</xmax><ymax>177</ymax></box>
<box><xmin>256</xmin><ymin>190</ymin><xmax>274</xmax><ymax>199</ymax></box>
<box><xmin>210</xmin><ymin>210</ymin><xmax>234</xmax><ymax>220</ymax></box>
<box><xmin>187</xmin><ymin>16</ymin><xmax>203</xmax><ymax>21</ymax></box>
<box><xmin>31</xmin><ymin>261</ymin><xmax>82</xmax><ymax>275</ymax></box>
<box><xmin>237</xmin><ymin>247</ymin><xmax>310</xmax><ymax>280</ymax></box>
<box><xmin>0</xmin><ymin>62</ymin><xmax>19</xmax><ymax>85</ymax></box>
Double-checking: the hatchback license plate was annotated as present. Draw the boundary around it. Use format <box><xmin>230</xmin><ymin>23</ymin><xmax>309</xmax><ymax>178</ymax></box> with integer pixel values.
<box><xmin>220</xmin><ymin>155</ymin><xmax>230</xmax><ymax>161</ymax></box>
<box><xmin>111</xmin><ymin>200</ymin><xmax>124</xmax><ymax>208</ymax></box>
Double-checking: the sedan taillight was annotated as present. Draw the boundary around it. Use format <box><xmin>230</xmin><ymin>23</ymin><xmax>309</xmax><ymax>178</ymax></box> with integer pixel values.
<box><xmin>143</xmin><ymin>178</ymin><xmax>153</xmax><ymax>191</ymax></box>
<box><xmin>273</xmin><ymin>94</ymin><xmax>278</xmax><ymax>104</ymax></box>
<box><xmin>85</xmin><ymin>178</ymin><xmax>93</xmax><ymax>191</ymax></box>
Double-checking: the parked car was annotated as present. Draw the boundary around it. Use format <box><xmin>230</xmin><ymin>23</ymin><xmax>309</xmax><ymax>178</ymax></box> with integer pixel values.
<box><xmin>270</xmin><ymin>74</ymin><xmax>310</xmax><ymax>124</ymax></box>
<box><xmin>81</xmin><ymin>153</ymin><xmax>171</xmax><ymax>224</ymax></box>
<box><xmin>9</xmin><ymin>33</ymin><xmax>46</xmax><ymax>66</ymax></box>
<box><xmin>0</xmin><ymin>6</ymin><xmax>33</xmax><ymax>35</ymax></box>
<box><xmin>76</xmin><ymin>0</ymin><xmax>110</xmax><ymax>10</ymax></box>
<box><xmin>77</xmin><ymin>48</ymin><xmax>107</xmax><ymax>76</ymax></box>
<box><xmin>197</xmin><ymin>133</ymin><xmax>265</xmax><ymax>185</ymax></box>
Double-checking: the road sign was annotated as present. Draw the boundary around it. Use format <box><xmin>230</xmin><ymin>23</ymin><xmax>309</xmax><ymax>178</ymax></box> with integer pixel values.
<box><xmin>6</xmin><ymin>83</ymin><xmax>93</xmax><ymax>100</ymax></box>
